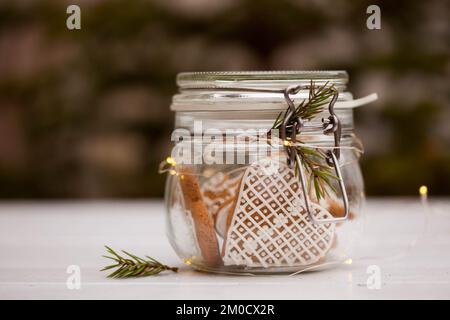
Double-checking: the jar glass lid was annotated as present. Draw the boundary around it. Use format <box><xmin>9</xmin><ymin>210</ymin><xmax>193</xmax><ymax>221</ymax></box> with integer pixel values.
<box><xmin>172</xmin><ymin>70</ymin><xmax>355</xmax><ymax>111</ymax></box>
<box><xmin>172</xmin><ymin>70</ymin><xmax>377</xmax><ymax>112</ymax></box>
<box><xmin>177</xmin><ymin>70</ymin><xmax>348</xmax><ymax>90</ymax></box>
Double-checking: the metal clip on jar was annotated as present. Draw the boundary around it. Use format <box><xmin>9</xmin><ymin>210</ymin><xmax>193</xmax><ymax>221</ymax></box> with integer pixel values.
<box><xmin>161</xmin><ymin>71</ymin><xmax>377</xmax><ymax>274</ymax></box>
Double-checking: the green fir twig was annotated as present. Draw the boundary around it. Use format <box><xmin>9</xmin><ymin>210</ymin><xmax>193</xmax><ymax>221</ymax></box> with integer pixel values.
<box><xmin>101</xmin><ymin>246</ymin><xmax>178</xmax><ymax>278</ymax></box>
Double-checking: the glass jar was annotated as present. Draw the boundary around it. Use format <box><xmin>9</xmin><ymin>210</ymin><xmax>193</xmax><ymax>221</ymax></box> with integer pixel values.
<box><xmin>162</xmin><ymin>71</ymin><xmax>375</xmax><ymax>274</ymax></box>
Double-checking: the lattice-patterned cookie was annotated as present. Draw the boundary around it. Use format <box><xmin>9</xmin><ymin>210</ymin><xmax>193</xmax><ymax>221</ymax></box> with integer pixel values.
<box><xmin>222</xmin><ymin>160</ymin><xmax>336</xmax><ymax>268</ymax></box>
<box><xmin>201</xmin><ymin>169</ymin><xmax>243</xmax><ymax>237</ymax></box>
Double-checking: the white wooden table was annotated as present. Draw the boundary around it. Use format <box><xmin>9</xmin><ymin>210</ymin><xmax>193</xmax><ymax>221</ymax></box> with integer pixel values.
<box><xmin>0</xmin><ymin>199</ymin><xmax>449</xmax><ymax>300</ymax></box>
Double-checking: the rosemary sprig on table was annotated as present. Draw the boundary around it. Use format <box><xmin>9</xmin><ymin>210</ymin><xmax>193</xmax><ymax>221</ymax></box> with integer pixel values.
<box><xmin>101</xmin><ymin>246</ymin><xmax>178</xmax><ymax>278</ymax></box>
<box><xmin>271</xmin><ymin>81</ymin><xmax>339</xmax><ymax>201</ymax></box>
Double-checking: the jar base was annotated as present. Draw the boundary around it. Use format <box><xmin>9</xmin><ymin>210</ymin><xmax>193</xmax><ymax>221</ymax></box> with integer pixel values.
<box><xmin>187</xmin><ymin>259</ymin><xmax>345</xmax><ymax>275</ymax></box>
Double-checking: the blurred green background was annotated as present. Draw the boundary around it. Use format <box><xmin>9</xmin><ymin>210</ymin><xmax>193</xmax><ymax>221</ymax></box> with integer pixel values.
<box><xmin>0</xmin><ymin>0</ymin><xmax>448</xmax><ymax>198</ymax></box>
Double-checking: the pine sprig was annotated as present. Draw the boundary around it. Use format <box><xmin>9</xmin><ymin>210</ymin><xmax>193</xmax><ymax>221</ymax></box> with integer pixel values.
<box><xmin>101</xmin><ymin>246</ymin><xmax>178</xmax><ymax>278</ymax></box>
<box><xmin>272</xmin><ymin>81</ymin><xmax>338</xmax><ymax>131</ymax></box>
<box><xmin>296</xmin><ymin>147</ymin><xmax>338</xmax><ymax>201</ymax></box>
<box><xmin>271</xmin><ymin>81</ymin><xmax>339</xmax><ymax>200</ymax></box>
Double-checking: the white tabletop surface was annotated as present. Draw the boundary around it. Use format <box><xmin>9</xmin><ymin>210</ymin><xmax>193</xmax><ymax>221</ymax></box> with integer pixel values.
<box><xmin>0</xmin><ymin>199</ymin><xmax>449</xmax><ymax>300</ymax></box>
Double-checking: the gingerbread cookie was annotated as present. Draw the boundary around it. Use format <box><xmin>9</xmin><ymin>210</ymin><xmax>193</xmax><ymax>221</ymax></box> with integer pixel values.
<box><xmin>327</xmin><ymin>198</ymin><xmax>354</xmax><ymax>222</ymax></box>
<box><xmin>178</xmin><ymin>166</ymin><xmax>222</xmax><ymax>267</ymax></box>
<box><xmin>201</xmin><ymin>169</ymin><xmax>243</xmax><ymax>237</ymax></box>
<box><xmin>222</xmin><ymin>160</ymin><xmax>336</xmax><ymax>268</ymax></box>
<box><xmin>170</xmin><ymin>181</ymin><xmax>201</xmax><ymax>258</ymax></box>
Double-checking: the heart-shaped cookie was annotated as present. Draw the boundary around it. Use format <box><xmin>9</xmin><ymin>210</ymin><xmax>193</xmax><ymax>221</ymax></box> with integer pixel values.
<box><xmin>222</xmin><ymin>159</ymin><xmax>336</xmax><ymax>268</ymax></box>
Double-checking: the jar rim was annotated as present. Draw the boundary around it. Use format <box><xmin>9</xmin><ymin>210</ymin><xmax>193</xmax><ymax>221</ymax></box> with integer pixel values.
<box><xmin>172</xmin><ymin>70</ymin><xmax>356</xmax><ymax>112</ymax></box>
<box><xmin>177</xmin><ymin>70</ymin><xmax>348</xmax><ymax>89</ymax></box>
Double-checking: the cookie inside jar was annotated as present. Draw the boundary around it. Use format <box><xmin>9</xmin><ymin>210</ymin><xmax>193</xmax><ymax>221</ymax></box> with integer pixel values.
<box><xmin>169</xmin><ymin>155</ymin><xmax>354</xmax><ymax>273</ymax></box>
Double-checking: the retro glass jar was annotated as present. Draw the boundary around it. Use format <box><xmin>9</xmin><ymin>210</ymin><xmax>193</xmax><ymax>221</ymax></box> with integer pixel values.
<box><xmin>162</xmin><ymin>71</ymin><xmax>375</xmax><ymax>274</ymax></box>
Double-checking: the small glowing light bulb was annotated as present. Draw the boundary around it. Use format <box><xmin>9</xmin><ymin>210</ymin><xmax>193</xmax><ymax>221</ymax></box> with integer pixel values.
<box><xmin>183</xmin><ymin>256</ymin><xmax>196</xmax><ymax>265</ymax></box>
<box><xmin>344</xmin><ymin>258</ymin><xmax>353</xmax><ymax>265</ymax></box>
<box><xmin>166</xmin><ymin>156</ymin><xmax>177</xmax><ymax>166</ymax></box>
<box><xmin>419</xmin><ymin>185</ymin><xmax>428</xmax><ymax>196</ymax></box>
<box><xmin>183</xmin><ymin>258</ymin><xmax>192</xmax><ymax>265</ymax></box>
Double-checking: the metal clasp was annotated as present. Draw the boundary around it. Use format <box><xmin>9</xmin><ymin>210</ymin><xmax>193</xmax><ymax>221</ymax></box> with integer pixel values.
<box><xmin>315</xmin><ymin>90</ymin><xmax>350</xmax><ymax>224</ymax></box>
<box><xmin>282</xmin><ymin>87</ymin><xmax>349</xmax><ymax>225</ymax></box>
<box><xmin>280</xmin><ymin>85</ymin><xmax>302</xmax><ymax>169</ymax></box>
